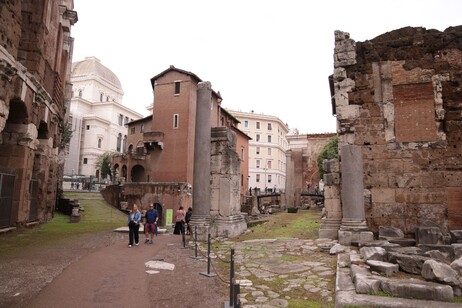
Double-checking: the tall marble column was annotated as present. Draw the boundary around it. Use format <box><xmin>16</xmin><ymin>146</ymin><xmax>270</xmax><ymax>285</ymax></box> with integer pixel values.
<box><xmin>190</xmin><ymin>81</ymin><xmax>212</xmax><ymax>238</ymax></box>
<box><xmin>338</xmin><ymin>145</ymin><xmax>373</xmax><ymax>245</ymax></box>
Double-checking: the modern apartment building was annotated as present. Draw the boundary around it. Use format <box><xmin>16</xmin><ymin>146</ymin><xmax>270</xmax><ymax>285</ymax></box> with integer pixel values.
<box><xmin>64</xmin><ymin>57</ymin><xmax>143</xmax><ymax>178</ymax></box>
<box><xmin>227</xmin><ymin>110</ymin><xmax>289</xmax><ymax>193</ymax></box>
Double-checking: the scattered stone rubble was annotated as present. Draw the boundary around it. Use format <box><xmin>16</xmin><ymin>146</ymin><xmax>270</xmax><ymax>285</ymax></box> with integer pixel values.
<box><xmin>333</xmin><ymin>225</ymin><xmax>462</xmax><ymax>307</ymax></box>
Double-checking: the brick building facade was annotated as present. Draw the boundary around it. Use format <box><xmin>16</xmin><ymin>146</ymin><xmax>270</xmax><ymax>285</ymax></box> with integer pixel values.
<box><xmin>110</xmin><ymin>66</ymin><xmax>250</xmax><ymax>224</ymax></box>
<box><xmin>332</xmin><ymin>26</ymin><xmax>462</xmax><ymax>235</ymax></box>
<box><xmin>0</xmin><ymin>0</ymin><xmax>77</xmax><ymax>228</ymax></box>
<box><xmin>287</xmin><ymin>133</ymin><xmax>336</xmax><ymax>193</ymax></box>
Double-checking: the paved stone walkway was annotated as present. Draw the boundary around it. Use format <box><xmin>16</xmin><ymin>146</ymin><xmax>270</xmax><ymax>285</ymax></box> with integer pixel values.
<box><xmin>207</xmin><ymin>237</ymin><xmax>337</xmax><ymax>307</ymax></box>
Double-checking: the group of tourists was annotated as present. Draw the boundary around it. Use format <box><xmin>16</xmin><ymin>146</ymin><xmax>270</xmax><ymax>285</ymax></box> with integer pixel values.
<box><xmin>127</xmin><ymin>204</ymin><xmax>193</xmax><ymax>248</ymax></box>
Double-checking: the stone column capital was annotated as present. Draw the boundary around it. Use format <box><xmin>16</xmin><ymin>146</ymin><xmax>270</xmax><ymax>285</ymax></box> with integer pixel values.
<box><xmin>198</xmin><ymin>81</ymin><xmax>211</xmax><ymax>89</ymax></box>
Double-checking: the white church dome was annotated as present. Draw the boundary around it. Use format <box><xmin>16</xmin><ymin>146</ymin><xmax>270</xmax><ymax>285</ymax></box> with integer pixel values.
<box><xmin>72</xmin><ymin>56</ymin><xmax>122</xmax><ymax>90</ymax></box>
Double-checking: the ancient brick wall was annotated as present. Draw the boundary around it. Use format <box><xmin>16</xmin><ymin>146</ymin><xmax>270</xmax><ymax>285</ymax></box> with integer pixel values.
<box><xmin>334</xmin><ymin>26</ymin><xmax>462</xmax><ymax>234</ymax></box>
<box><xmin>0</xmin><ymin>1</ymin><xmax>77</xmax><ymax>227</ymax></box>
<box><xmin>102</xmin><ymin>182</ymin><xmax>192</xmax><ymax>227</ymax></box>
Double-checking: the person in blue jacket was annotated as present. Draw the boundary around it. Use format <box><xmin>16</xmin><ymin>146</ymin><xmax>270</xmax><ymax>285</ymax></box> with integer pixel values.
<box><xmin>127</xmin><ymin>204</ymin><xmax>141</xmax><ymax>248</ymax></box>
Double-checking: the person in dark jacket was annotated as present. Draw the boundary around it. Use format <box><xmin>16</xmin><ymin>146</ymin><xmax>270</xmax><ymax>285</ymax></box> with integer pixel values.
<box><xmin>144</xmin><ymin>204</ymin><xmax>159</xmax><ymax>244</ymax></box>
<box><xmin>185</xmin><ymin>207</ymin><xmax>193</xmax><ymax>235</ymax></box>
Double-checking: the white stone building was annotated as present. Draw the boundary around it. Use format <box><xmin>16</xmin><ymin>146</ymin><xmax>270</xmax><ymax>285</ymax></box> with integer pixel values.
<box><xmin>64</xmin><ymin>57</ymin><xmax>143</xmax><ymax>179</ymax></box>
<box><xmin>227</xmin><ymin>110</ymin><xmax>289</xmax><ymax>193</ymax></box>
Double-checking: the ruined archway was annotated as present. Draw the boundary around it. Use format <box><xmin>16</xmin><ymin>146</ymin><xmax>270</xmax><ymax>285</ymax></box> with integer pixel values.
<box><xmin>1</xmin><ymin>99</ymin><xmax>35</xmax><ymax>226</ymax></box>
<box><xmin>31</xmin><ymin>120</ymin><xmax>50</xmax><ymax>222</ymax></box>
<box><xmin>7</xmin><ymin>99</ymin><xmax>29</xmax><ymax>124</ymax></box>
<box><xmin>131</xmin><ymin>165</ymin><xmax>145</xmax><ymax>182</ymax></box>
<box><xmin>37</xmin><ymin>121</ymin><xmax>49</xmax><ymax>139</ymax></box>
<box><xmin>154</xmin><ymin>202</ymin><xmax>163</xmax><ymax>226</ymax></box>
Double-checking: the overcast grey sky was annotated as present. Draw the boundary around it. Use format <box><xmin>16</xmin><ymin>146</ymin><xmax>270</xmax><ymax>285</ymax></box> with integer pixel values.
<box><xmin>72</xmin><ymin>0</ymin><xmax>462</xmax><ymax>134</ymax></box>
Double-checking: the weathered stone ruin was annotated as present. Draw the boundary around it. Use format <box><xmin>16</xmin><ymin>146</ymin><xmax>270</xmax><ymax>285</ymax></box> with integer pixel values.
<box><xmin>0</xmin><ymin>1</ymin><xmax>77</xmax><ymax>230</ymax></box>
<box><xmin>332</xmin><ymin>26</ymin><xmax>462</xmax><ymax>235</ymax></box>
<box><xmin>325</xmin><ymin>25</ymin><xmax>462</xmax><ymax>306</ymax></box>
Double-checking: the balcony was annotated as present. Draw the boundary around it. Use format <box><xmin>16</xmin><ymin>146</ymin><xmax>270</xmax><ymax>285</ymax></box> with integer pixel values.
<box><xmin>143</xmin><ymin>131</ymin><xmax>164</xmax><ymax>143</ymax></box>
<box><xmin>142</xmin><ymin>131</ymin><xmax>164</xmax><ymax>150</ymax></box>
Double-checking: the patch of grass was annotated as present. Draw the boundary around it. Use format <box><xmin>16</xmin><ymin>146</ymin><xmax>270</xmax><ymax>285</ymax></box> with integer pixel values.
<box><xmin>0</xmin><ymin>192</ymin><xmax>126</xmax><ymax>258</ymax></box>
<box><xmin>279</xmin><ymin>254</ymin><xmax>300</xmax><ymax>262</ymax></box>
<box><xmin>287</xmin><ymin>298</ymin><xmax>334</xmax><ymax>308</ymax></box>
<box><xmin>369</xmin><ymin>290</ymin><xmax>394</xmax><ymax>297</ymax></box>
<box><xmin>236</xmin><ymin>208</ymin><xmax>322</xmax><ymax>241</ymax></box>
<box><xmin>451</xmin><ymin>296</ymin><xmax>462</xmax><ymax>303</ymax></box>
<box><xmin>63</xmin><ymin>192</ymin><xmax>103</xmax><ymax>200</ymax></box>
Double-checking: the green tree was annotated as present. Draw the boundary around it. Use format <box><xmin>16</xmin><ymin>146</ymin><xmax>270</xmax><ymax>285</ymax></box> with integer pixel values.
<box><xmin>317</xmin><ymin>136</ymin><xmax>338</xmax><ymax>180</ymax></box>
<box><xmin>96</xmin><ymin>152</ymin><xmax>114</xmax><ymax>179</ymax></box>
<box><xmin>60</xmin><ymin>120</ymin><xmax>73</xmax><ymax>149</ymax></box>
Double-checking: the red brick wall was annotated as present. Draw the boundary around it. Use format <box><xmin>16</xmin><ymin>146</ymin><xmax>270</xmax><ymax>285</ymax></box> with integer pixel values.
<box><xmin>394</xmin><ymin>83</ymin><xmax>438</xmax><ymax>142</ymax></box>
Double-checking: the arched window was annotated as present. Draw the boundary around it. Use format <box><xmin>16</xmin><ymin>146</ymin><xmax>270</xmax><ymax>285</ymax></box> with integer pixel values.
<box><xmin>122</xmin><ymin>135</ymin><xmax>127</xmax><ymax>153</ymax></box>
<box><xmin>116</xmin><ymin>133</ymin><xmax>122</xmax><ymax>152</ymax></box>
<box><xmin>98</xmin><ymin>138</ymin><xmax>102</xmax><ymax>148</ymax></box>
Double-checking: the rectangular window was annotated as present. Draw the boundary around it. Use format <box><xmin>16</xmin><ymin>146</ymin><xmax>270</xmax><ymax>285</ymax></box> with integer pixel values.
<box><xmin>174</xmin><ymin>81</ymin><xmax>181</xmax><ymax>95</ymax></box>
<box><xmin>256</xmin><ymin>147</ymin><xmax>260</xmax><ymax>155</ymax></box>
<box><xmin>244</xmin><ymin>120</ymin><xmax>249</xmax><ymax>128</ymax></box>
<box><xmin>256</xmin><ymin>134</ymin><xmax>260</xmax><ymax>142</ymax></box>
<box><xmin>98</xmin><ymin>138</ymin><xmax>102</xmax><ymax>149</ymax></box>
<box><xmin>268</xmin><ymin>161</ymin><xmax>272</xmax><ymax>169</ymax></box>
<box><xmin>86</xmin><ymin>125</ymin><xmax>90</xmax><ymax>130</ymax></box>
<box><xmin>268</xmin><ymin>135</ymin><xmax>272</xmax><ymax>143</ymax></box>
<box><xmin>118</xmin><ymin>114</ymin><xmax>123</xmax><ymax>126</ymax></box>
<box><xmin>256</xmin><ymin>174</ymin><xmax>260</xmax><ymax>182</ymax></box>
<box><xmin>268</xmin><ymin>148</ymin><xmax>271</xmax><ymax>155</ymax></box>
<box><xmin>130</xmin><ymin>127</ymin><xmax>136</xmax><ymax>134</ymax></box>
<box><xmin>256</xmin><ymin>160</ymin><xmax>260</xmax><ymax>168</ymax></box>
<box><xmin>256</xmin><ymin>121</ymin><xmax>260</xmax><ymax>129</ymax></box>
<box><xmin>241</xmin><ymin>147</ymin><xmax>245</xmax><ymax>161</ymax></box>
<box><xmin>124</xmin><ymin>116</ymin><xmax>129</xmax><ymax>125</ymax></box>
<box><xmin>268</xmin><ymin>123</ymin><xmax>272</xmax><ymax>130</ymax></box>
<box><xmin>140</xmin><ymin>124</ymin><xmax>144</xmax><ymax>133</ymax></box>
<box><xmin>100</xmin><ymin>93</ymin><xmax>103</xmax><ymax>102</ymax></box>
<box><xmin>268</xmin><ymin>175</ymin><xmax>272</xmax><ymax>183</ymax></box>
<box><xmin>83</xmin><ymin>158</ymin><xmax>88</xmax><ymax>164</ymax></box>
<box><xmin>173</xmin><ymin>114</ymin><xmax>179</xmax><ymax>128</ymax></box>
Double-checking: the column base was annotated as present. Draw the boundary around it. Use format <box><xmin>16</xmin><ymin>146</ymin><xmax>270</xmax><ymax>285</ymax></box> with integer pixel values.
<box><xmin>211</xmin><ymin>214</ymin><xmax>247</xmax><ymax>238</ymax></box>
<box><xmin>340</xmin><ymin>219</ymin><xmax>369</xmax><ymax>231</ymax></box>
<box><xmin>190</xmin><ymin>215</ymin><xmax>211</xmax><ymax>242</ymax></box>
<box><xmin>338</xmin><ymin>219</ymin><xmax>373</xmax><ymax>245</ymax></box>
<box><xmin>319</xmin><ymin>218</ymin><xmax>341</xmax><ymax>240</ymax></box>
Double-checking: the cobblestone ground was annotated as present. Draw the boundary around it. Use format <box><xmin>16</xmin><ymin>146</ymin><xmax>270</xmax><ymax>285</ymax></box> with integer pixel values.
<box><xmin>205</xmin><ymin>236</ymin><xmax>337</xmax><ymax>308</ymax></box>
